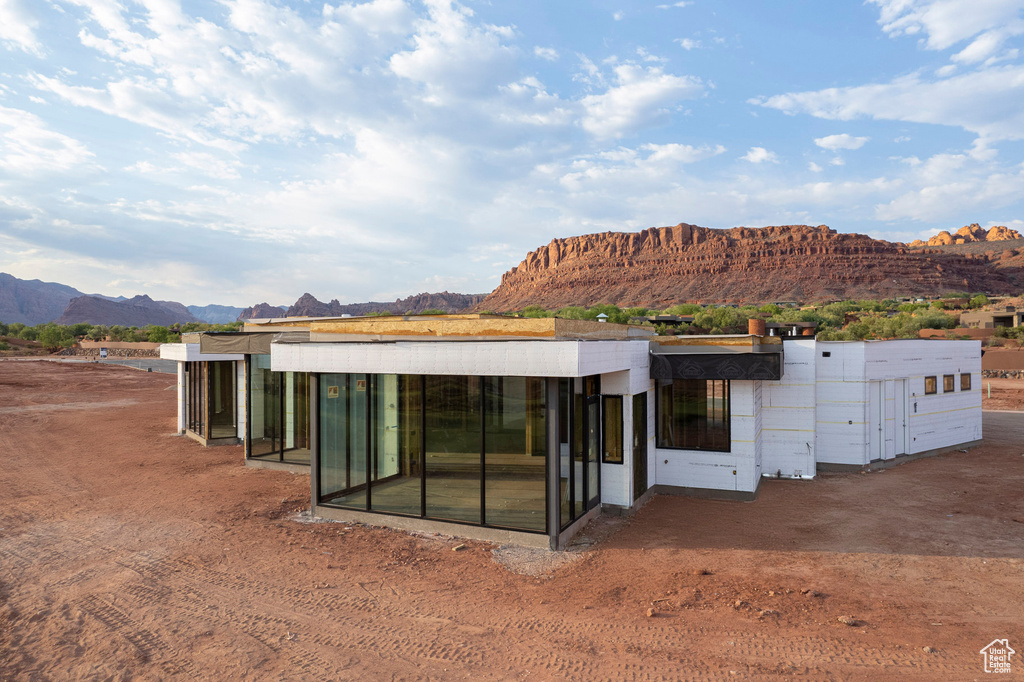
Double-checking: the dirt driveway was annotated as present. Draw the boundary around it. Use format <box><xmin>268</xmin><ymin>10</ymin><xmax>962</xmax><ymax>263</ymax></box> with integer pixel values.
<box><xmin>1</xmin><ymin>360</ymin><xmax>1022</xmax><ymax>680</ymax></box>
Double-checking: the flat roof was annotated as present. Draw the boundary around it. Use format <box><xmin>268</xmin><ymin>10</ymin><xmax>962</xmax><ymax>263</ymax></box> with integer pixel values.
<box><xmin>244</xmin><ymin>314</ymin><xmax>656</xmax><ymax>342</ymax></box>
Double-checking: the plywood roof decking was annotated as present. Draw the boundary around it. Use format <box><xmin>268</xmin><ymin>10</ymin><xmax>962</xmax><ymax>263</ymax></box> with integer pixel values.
<box><xmin>652</xmin><ymin>335</ymin><xmax>782</xmax><ymax>349</ymax></box>
<box><xmin>298</xmin><ymin>316</ymin><xmax>652</xmax><ymax>341</ymax></box>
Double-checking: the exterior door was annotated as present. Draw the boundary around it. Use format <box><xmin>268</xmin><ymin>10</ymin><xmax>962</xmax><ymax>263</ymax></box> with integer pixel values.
<box><xmin>632</xmin><ymin>392</ymin><xmax>648</xmax><ymax>501</ymax></box>
<box><xmin>868</xmin><ymin>380</ymin><xmax>884</xmax><ymax>462</ymax></box>
<box><xmin>894</xmin><ymin>379</ymin><xmax>909</xmax><ymax>456</ymax></box>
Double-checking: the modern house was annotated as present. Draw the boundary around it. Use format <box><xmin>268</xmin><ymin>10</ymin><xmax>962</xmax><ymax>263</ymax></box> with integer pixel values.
<box><xmin>960</xmin><ymin>307</ymin><xmax>1024</xmax><ymax>329</ymax></box>
<box><xmin>160</xmin><ymin>315</ymin><xmax>982</xmax><ymax>549</ymax></box>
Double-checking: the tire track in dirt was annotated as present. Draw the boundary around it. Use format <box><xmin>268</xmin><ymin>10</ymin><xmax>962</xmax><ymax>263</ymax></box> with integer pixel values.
<box><xmin>78</xmin><ymin>594</ymin><xmax>200</xmax><ymax>677</ymax></box>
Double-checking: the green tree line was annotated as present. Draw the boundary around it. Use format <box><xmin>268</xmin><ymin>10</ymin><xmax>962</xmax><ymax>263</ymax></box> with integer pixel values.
<box><xmin>0</xmin><ymin>321</ymin><xmax>242</xmax><ymax>351</ymax></box>
<box><xmin>510</xmin><ymin>297</ymin><xmax>992</xmax><ymax>340</ymax></box>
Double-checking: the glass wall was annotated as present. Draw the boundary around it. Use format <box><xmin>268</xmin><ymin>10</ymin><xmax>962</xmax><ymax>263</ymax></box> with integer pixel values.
<box><xmin>656</xmin><ymin>379</ymin><xmax>730</xmax><ymax>451</ymax></box>
<box><xmin>184</xmin><ymin>361</ymin><xmax>236</xmax><ymax>440</ymax></box>
<box><xmin>484</xmin><ymin>377</ymin><xmax>546</xmax><ymax>532</ymax></box>
<box><xmin>249</xmin><ymin>355</ymin><xmax>311</xmax><ymax>465</ymax></box>
<box><xmin>318</xmin><ymin>373</ymin><xmax>552</xmax><ymax>533</ymax></box>
<box><xmin>370</xmin><ymin>375</ymin><xmax>422</xmax><ymax>516</ymax></box>
<box><xmin>557</xmin><ymin>376</ymin><xmax>601</xmax><ymax>531</ymax></box>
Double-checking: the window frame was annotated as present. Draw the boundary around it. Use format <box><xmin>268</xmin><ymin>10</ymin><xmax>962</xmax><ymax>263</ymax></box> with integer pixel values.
<box><xmin>601</xmin><ymin>395</ymin><xmax>624</xmax><ymax>464</ymax></box>
<box><xmin>924</xmin><ymin>376</ymin><xmax>937</xmax><ymax>395</ymax></box>
<box><xmin>943</xmin><ymin>374</ymin><xmax>955</xmax><ymax>393</ymax></box>
<box><xmin>961</xmin><ymin>373</ymin><xmax>972</xmax><ymax>391</ymax></box>
<box><xmin>655</xmin><ymin>378</ymin><xmax>731</xmax><ymax>453</ymax></box>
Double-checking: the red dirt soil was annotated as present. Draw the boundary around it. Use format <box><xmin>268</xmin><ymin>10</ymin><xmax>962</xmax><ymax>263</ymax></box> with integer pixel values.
<box><xmin>1</xmin><ymin>360</ymin><xmax>1023</xmax><ymax>680</ymax></box>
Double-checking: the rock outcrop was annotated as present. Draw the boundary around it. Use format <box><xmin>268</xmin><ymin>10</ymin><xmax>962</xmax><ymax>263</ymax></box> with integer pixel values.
<box><xmin>238</xmin><ymin>303</ymin><xmax>287</xmax><ymax>320</ymax></box>
<box><xmin>908</xmin><ymin>223</ymin><xmax>1022</xmax><ymax>247</ymax></box>
<box><xmin>283</xmin><ymin>291</ymin><xmax>487</xmax><ymax>318</ymax></box>
<box><xmin>479</xmin><ymin>223</ymin><xmax>1023</xmax><ymax>311</ymax></box>
<box><xmin>55</xmin><ymin>294</ymin><xmax>201</xmax><ymax>326</ymax></box>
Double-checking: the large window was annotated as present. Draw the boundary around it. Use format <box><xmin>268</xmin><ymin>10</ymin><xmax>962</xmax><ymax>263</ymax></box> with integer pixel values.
<box><xmin>184</xmin><ymin>360</ymin><xmax>237</xmax><ymax>440</ymax></box>
<box><xmin>656</xmin><ymin>379</ymin><xmax>730</xmax><ymax>452</ymax></box>
<box><xmin>319</xmin><ymin>374</ymin><xmax>547</xmax><ymax>533</ymax></box>
<box><xmin>249</xmin><ymin>355</ymin><xmax>311</xmax><ymax>465</ymax></box>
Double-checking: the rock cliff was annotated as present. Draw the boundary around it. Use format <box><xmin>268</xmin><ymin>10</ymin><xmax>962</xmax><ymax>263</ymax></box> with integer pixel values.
<box><xmin>479</xmin><ymin>223</ymin><xmax>1023</xmax><ymax>311</ymax></box>
<box><xmin>908</xmin><ymin>223</ymin><xmax>1022</xmax><ymax>247</ymax></box>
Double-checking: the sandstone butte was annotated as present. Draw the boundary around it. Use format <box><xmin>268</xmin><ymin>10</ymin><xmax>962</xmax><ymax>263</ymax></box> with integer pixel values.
<box><xmin>908</xmin><ymin>222</ymin><xmax>1021</xmax><ymax>247</ymax></box>
<box><xmin>477</xmin><ymin>223</ymin><xmax>1024</xmax><ymax>311</ymax></box>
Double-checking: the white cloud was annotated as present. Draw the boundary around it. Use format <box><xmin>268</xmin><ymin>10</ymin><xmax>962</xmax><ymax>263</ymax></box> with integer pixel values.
<box><xmin>389</xmin><ymin>0</ymin><xmax>517</xmax><ymax>100</ymax></box>
<box><xmin>751</xmin><ymin>66</ymin><xmax>1024</xmax><ymax>142</ymax></box>
<box><xmin>814</xmin><ymin>133</ymin><xmax>870</xmax><ymax>150</ymax></box>
<box><xmin>675</xmin><ymin>38</ymin><xmax>702</xmax><ymax>50</ymax></box>
<box><xmin>613</xmin><ymin>11</ymin><xmax>624</xmax><ymax>21</ymax></box>
<box><xmin>657</xmin><ymin>2</ymin><xmax>693</xmax><ymax>8</ymax></box>
<box><xmin>534</xmin><ymin>46</ymin><xmax>558</xmax><ymax>61</ymax></box>
<box><xmin>808</xmin><ymin>161</ymin><xmax>823</xmax><ymax>172</ymax></box>
<box><xmin>0</xmin><ymin>0</ymin><xmax>43</xmax><ymax>55</ymax></box>
<box><xmin>741</xmin><ymin>147</ymin><xmax>777</xmax><ymax>163</ymax></box>
<box><xmin>874</xmin><ymin>145</ymin><xmax>1024</xmax><ymax>221</ymax></box>
<box><xmin>172</xmin><ymin>151</ymin><xmax>242</xmax><ymax>180</ymax></box>
<box><xmin>868</xmin><ymin>0</ymin><xmax>1024</xmax><ymax>52</ymax></box>
<box><xmin>0</xmin><ymin>105</ymin><xmax>94</xmax><ymax>173</ymax></box>
<box><xmin>580</xmin><ymin>64</ymin><xmax>704</xmax><ymax>139</ymax></box>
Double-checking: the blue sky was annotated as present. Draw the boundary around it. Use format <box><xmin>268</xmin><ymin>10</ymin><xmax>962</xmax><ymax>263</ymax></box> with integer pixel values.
<box><xmin>1</xmin><ymin>0</ymin><xmax>1023</xmax><ymax>307</ymax></box>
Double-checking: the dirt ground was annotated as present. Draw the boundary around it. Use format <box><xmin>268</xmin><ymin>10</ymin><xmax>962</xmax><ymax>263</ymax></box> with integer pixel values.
<box><xmin>1</xmin><ymin>360</ymin><xmax>1023</xmax><ymax>680</ymax></box>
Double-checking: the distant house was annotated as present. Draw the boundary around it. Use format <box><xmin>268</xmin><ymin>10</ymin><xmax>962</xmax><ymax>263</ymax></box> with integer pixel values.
<box><xmin>960</xmin><ymin>307</ymin><xmax>1024</xmax><ymax>329</ymax></box>
<box><xmin>160</xmin><ymin>315</ymin><xmax>982</xmax><ymax>549</ymax></box>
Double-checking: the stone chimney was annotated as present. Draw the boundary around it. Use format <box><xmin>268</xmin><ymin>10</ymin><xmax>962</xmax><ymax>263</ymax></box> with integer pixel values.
<box><xmin>748</xmin><ymin>319</ymin><xmax>766</xmax><ymax>336</ymax></box>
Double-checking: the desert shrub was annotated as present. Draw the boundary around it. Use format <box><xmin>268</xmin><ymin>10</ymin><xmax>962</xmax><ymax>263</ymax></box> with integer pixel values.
<box><xmin>663</xmin><ymin>303</ymin><xmax>702</xmax><ymax>316</ymax></box>
<box><xmin>519</xmin><ymin>305</ymin><xmax>552</xmax><ymax>318</ymax></box>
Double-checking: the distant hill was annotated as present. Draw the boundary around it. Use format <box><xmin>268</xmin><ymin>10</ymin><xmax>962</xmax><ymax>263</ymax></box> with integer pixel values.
<box><xmin>55</xmin><ymin>295</ymin><xmax>201</xmax><ymax>326</ymax></box>
<box><xmin>279</xmin><ymin>291</ymin><xmax>488</xmax><ymax>318</ymax></box>
<box><xmin>188</xmin><ymin>304</ymin><xmax>245</xmax><ymax>324</ymax></box>
<box><xmin>0</xmin><ymin>272</ymin><xmax>85</xmax><ymax>325</ymax></box>
<box><xmin>238</xmin><ymin>303</ymin><xmax>287</xmax><ymax>320</ymax></box>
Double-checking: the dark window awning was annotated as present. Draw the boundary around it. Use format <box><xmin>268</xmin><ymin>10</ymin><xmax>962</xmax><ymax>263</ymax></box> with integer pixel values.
<box><xmin>650</xmin><ymin>350</ymin><xmax>784</xmax><ymax>381</ymax></box>
<box><xmin>198</xmin><ymin>331</ymin><xmax>309</xmax><ymax>356</ymax></box>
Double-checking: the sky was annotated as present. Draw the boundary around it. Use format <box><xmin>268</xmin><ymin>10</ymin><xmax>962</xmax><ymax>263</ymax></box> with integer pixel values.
<box><xmin>1</xmin><ymin>0</ymin><xmax>1024</xmax><ymax>308</ymax></box>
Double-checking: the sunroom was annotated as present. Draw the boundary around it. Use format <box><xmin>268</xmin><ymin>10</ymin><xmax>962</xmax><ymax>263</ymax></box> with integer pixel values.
<box><xmin>269</xmin><ymin>316</ymin><xmax>654</xmax><ymax>549</ymax></box>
